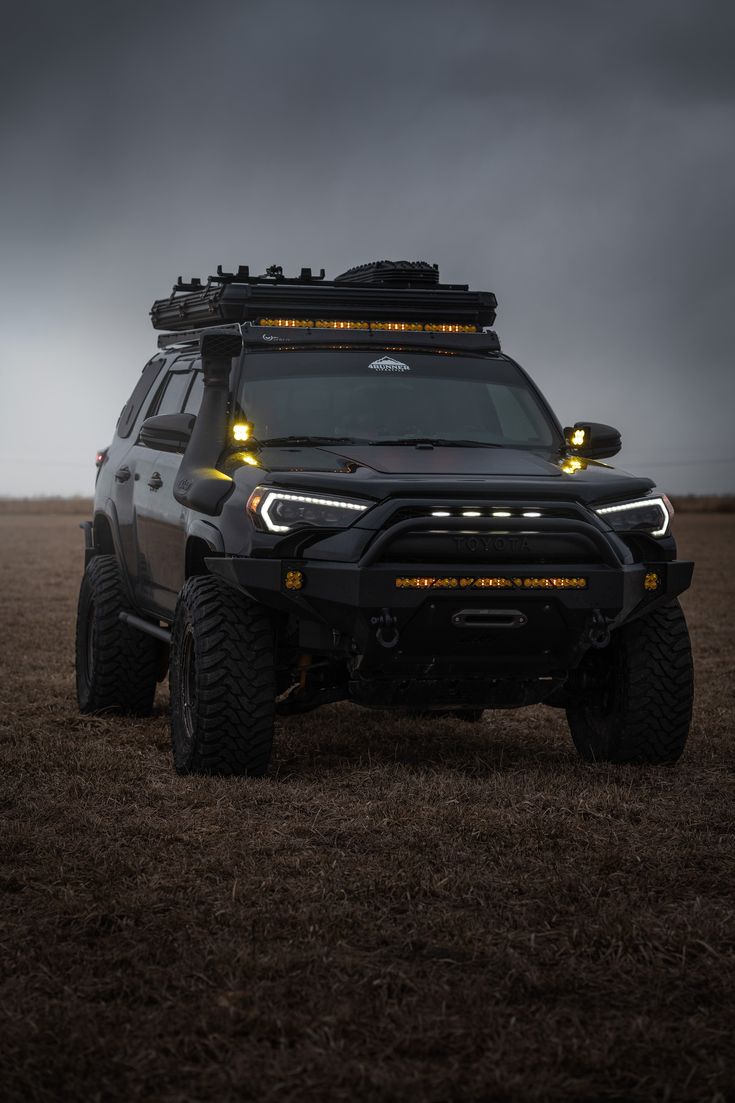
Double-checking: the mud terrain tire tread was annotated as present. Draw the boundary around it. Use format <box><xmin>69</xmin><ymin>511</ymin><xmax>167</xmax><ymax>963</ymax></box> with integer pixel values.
<box><xmin>76</xmin><ymin>554</ymin><xmax>159</xmax><ymax>715</ymax></box>
<box><xmin>567</xmin><ymin>599</ymin><xmax>693</xmax><ymax>765</ymax></box>
<box><xmin>170</xmin><ymin>576</ymin><xmax>275</xmax><ymax>777</ymax></box>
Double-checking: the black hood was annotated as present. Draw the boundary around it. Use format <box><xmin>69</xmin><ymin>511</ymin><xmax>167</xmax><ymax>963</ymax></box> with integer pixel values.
<box><xmin>325</xmin><ymin>444</ymin><xmax>561</xmax><ymax>477</ymax></box>
<box><xmin>242</xmin><ymin>443</ymin><xmax>655</xmax><ymax>507</ymax></box>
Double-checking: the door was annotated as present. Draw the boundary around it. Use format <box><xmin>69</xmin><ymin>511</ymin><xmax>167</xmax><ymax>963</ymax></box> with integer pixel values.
<box><xmin>110</xmin><ymin>357</ymin><xmax>168</xmax><ymax>592</ymax></box>
<box><xmin>134</xmin><ymin>361</ymin><xmax>202</xmax><ymax>617</ymax></box>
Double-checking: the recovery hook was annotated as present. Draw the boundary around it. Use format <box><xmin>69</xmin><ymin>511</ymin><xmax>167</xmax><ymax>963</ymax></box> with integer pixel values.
<box><xmin>587</xmin><ymin>609</ymin><xmax>611</xmax><ymax>650</ymax></box>
<box><xmin>371</xmin><ymin>608</ymin><xmax>400</xmax><ymax>649</ymax></box>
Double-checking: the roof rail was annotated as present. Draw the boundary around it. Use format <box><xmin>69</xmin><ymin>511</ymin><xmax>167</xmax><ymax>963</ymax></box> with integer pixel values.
<box><xmin>156</xmin><ymin>323</ymin><xmax>501</xmax><ymax>353</ymax></box>
<box><xmin>156</xmin><ymin>323</ymin><xmax>242</xmax><ymax>350</ymax></box>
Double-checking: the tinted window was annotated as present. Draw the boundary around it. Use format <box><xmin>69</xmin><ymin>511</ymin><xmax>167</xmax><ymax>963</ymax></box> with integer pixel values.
<box><xmin>117</xmin><ymin>359</ymin><xmax>165</xmax><ymax>439</ymax></box>
<box><xmin>487</xmin><ymin>383</ymin><xmax>546</xmax><ymax>443</ymax></box>
<box><xmin>148</xmin><ymin>371</ymin><xmax>193</xmax><ymax>417</ymax></box>
<box><xmin>236</xmin><ymin>350</ymin><xmax>558</xmax><ymax>450</ymax></box>
<box><xmin>182</xmin><ymin>372</ymin><xmax>204</xmax><ymax>415</ymax></box>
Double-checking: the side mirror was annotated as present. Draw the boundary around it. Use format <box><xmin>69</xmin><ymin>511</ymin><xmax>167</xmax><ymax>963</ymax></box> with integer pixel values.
<box><xmin>563</xmin><ymin>421</ymin><xmax>622</xmax><ymax>460</ymax></box>
<box><xmin>139</xmin><ymin>412</ymin><xmax>196</xmax><ymax>453</ymax></box>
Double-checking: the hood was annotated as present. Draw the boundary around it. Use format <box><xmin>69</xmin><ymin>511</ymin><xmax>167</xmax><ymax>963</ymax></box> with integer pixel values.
<box><xmin>326</xmin><ymin>444</ymin><xmax>563</xmax><ymax>477</ymax></box>
<box><xmin>239</xmin><ymin>443</ymin><xmax>655</xmax><ymax>506</ymax></box>
<box><xmin>257</xmin><ymin>444</ymin><xmax>560</xmax><ymax>477</ymax></box>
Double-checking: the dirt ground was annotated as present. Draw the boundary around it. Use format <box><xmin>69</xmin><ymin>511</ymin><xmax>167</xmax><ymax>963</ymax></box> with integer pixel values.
<box><xmin>0</xmin><ymin>511</ymin><xmax>733</xmax><ymax>1102</ymax></box>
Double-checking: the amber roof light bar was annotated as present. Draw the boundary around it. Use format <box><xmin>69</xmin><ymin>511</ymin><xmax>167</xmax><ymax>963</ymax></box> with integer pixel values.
<box><xmin>156</xmin><ymin>323</ymin><xmax>501</xmax><ymax>353</ymax></box>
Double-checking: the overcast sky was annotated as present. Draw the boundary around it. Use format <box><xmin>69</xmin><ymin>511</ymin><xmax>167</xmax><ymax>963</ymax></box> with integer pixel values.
<box><xmin>1</xmin><ymin>0</ymin><xmax>734</xmax><ymax>495</ymax></box>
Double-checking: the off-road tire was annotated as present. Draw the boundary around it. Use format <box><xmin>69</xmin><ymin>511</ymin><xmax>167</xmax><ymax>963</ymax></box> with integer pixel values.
<box><xmin>75</xmin><ymin>555</ymin><xmax>159</xmax><ymax>715</ymax></box>
<box><xmin>170</xmin><ymin>576</ymin><xmax>276</xmax><ymax>777</ymax></box>
<box><xmin>567</xmin><ymin>600</ymin><xmax>693</xmax><ymax>765</ymax></box>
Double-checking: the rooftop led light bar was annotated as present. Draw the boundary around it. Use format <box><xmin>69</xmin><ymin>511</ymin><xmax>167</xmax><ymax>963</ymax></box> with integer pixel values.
<box><xmin>150</xmin><ymin>260</ymin><xmax>497</xmax><ymax>333</ymax></box>
<box><xmin>258</xmin><ymin>318</ymin><xmax>478</xmax><ymax>333</ymax></box>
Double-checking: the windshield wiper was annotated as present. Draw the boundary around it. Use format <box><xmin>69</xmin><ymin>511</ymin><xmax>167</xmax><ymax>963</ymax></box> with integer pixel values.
<box><xmin>368</xmin><ymin>437</ymin><xmax>503</xmax><ymax>448</ymax></box>
<box><xmin>259</xmin><ymin>436</ymin><xmax>362</xmax><ymax>447</ymax></box>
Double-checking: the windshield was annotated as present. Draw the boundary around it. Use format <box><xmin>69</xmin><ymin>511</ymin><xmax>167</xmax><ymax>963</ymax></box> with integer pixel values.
<box><xmin>235</xmin><ymin>349</ymin><xmax>560</xmax><ymax>450</ymax></box>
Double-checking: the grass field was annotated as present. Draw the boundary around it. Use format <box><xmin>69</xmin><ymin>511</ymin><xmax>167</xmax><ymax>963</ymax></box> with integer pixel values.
<box><xmin>0</xmin><ymin>510</ymin><xmax>733</xmax><ymax>1102</ymax></box>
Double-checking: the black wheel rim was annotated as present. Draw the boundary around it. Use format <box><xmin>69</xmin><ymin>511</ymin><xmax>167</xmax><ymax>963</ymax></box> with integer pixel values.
<box><xmin>181</xmin><ymin>625</ymin><xmax>197</xmax><ymax>743</ymax></box>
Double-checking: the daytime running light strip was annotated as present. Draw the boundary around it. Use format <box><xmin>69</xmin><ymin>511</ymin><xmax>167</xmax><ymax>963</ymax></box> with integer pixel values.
<box><xmin>261</xmin><ymin>490</ymin><xmax>367</xmax><ymax>533</ymax></box>
<box><xmin>595</xmin><ymin>496</ymin><xmax>669</xmax><ymax>538</ymax></box>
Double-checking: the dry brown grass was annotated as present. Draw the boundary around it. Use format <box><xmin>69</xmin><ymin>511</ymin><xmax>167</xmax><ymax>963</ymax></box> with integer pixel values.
<box><xmin>0</xmin><ymin>497</ymin><xmax>94</xmax><ymax>515</ymax></box>
<box><xmin>0</xmin><ymin>513</ymin><xmax>733</xmax><ymax>1102</ymax></box>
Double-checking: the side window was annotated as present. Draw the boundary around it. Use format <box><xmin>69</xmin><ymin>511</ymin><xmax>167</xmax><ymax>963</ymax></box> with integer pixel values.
<box><xmin>117</xmin><ymin>359</ymin><xmax>165</xmax><ymax>439</ymax></box>
<box><xmin>147</xmin><ymin>370</ymin><xmax>193</xmax><ymax>418</ymax></box>
<box><xmin>182</xmin><ymin>372</ymin><xmax>204</xmax><ymax>415</ymax></box>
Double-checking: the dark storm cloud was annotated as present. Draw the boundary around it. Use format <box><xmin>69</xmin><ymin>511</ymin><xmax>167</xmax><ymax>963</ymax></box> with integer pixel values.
<box><xmin>1</xmin><ymin>0</ymin><xmax>734</xmax><ymax>494</ymax></box>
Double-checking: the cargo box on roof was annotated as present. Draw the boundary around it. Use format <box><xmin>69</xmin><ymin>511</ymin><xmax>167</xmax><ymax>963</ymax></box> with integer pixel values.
<box><xmin>150</xmin><ymin>260</ymin><xmax>498</xmax><ymax>333</ymax></box>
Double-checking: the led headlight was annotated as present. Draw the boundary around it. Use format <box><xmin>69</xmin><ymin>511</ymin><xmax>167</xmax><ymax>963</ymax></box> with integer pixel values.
<box><xmin>247</xmin><ymin>486</ymin><xmax>370</xmax><ymax>533</ymax></box>
<box><xmin>595</xmin><ymin>495</ymin><xmax>673</xmax><ymax>538</ymax></box>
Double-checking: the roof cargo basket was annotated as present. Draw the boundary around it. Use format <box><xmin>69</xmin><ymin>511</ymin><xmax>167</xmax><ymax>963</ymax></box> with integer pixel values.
<box><xmin>150</xmin><ymin>261</ymin><xmax>497</xmax><ymax>333</ymax></box>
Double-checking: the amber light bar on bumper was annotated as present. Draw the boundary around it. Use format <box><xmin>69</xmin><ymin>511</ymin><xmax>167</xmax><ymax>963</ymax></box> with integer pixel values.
<box><xmin>258</xmin><ymin>318</ymin><xmax>478</xmax><ymax>333</ymax></box>
<box><xmin>395</xmin><ymin>576</ymin><xmax>588</xmax><ymax>590</ymax></box>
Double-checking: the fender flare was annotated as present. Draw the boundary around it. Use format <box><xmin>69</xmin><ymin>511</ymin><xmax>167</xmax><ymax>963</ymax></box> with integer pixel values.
<box><xmin>186</xmin><ymin>518</ymin><xmax>225</xmax><ymax>555</ymax></box>
<box><xmin>88</xmin><ymin>500</ymin><xmax>137</xmax><ymax>608</ymax></box>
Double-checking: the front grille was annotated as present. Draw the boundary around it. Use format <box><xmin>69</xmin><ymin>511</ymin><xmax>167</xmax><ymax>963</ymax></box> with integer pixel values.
<box><xmin>388</xmin><ymin>504</ymin><xmax>583</xmax><ymax>525</ymax></box>
<box><xmin>379</xmin><ymin>530</ymin><xmax>601</xmax><ymax>565</ymax></box>
<box><xmin>366</xmin><ymin>500</ymin><xmax>614</xmax><ymax>567</ymax></box>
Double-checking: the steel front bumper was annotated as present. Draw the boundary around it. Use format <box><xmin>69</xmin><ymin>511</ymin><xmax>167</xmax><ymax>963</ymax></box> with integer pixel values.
<box><xmin>206</xmin><ymin>555</ymin><xmax>694</xmax><ymax>676</ymax></box>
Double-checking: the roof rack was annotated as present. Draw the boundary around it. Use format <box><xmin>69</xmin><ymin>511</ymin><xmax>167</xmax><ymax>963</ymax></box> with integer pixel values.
<box><xmin>156</xmin><ymin>322</ymin><xmax>501</xmax><ymax>354</ymax></box>
<box><xmin>150</xmin><ymin>260</ymin><xmax>497</xmax><ymax>333</ymax></box>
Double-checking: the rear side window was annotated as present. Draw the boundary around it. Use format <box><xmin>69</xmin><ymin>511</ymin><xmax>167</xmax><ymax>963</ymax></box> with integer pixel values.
<box><xmin>149</xmin><ymin>370</ymin><xmax>193</xmax><ymax>417</ymax></box>
<box><xmin>182</xmin><ymin>371</ymin><xmax>204</xmax><ymax>415</ymax></box>
<box><xmin>116</xmin><ymin>359</ymin><xmax>165</xmax><ymax>439</ymax></box>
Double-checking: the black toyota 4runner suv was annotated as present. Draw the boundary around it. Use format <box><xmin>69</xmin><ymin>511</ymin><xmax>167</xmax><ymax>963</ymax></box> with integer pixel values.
<box><xmin>76</xmin><ymin>260</ymin><xmax>694</xmax><ymax>775</ymax></box>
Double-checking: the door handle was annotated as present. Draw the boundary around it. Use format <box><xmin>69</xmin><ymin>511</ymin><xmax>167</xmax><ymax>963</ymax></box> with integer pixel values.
<box><xmin>148</xmin><ymin>472</ymin><xmax>163</xmax><ymax>491</ymax></box>
<box><xmin>114</xmin><ymin>465</ymin><xmax>131</xmax><ymax>483</ymax></box>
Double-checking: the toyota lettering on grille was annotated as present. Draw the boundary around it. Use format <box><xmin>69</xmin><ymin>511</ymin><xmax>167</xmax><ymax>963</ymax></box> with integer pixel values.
<box><xmin>454</xmin><ymin>535</ymin><xmax>531</xmax><ymax>554</ymax></box>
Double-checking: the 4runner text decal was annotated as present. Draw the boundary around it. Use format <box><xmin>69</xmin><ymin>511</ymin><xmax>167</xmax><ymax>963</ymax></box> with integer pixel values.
<box><xmin>368</xmin><ymin>356</ymin><xmax>410</xmax><ymax>373</ymax></box>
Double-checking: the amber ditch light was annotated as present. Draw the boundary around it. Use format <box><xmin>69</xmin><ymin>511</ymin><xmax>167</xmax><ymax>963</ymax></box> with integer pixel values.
<box><xmin>232</xmin><ymin>422</ymin><xmax>253</xmax><ymax>442</ymax></box>
<box><xmin>564</xmin><ymin>425</ymin><xmax>589</xmax><ymax>450</ymax></box>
